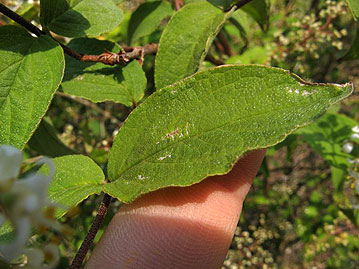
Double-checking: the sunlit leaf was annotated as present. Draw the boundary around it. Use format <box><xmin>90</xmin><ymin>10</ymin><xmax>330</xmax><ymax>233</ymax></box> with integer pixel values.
<box><xmin>105</xmin><ymin>65</ymin><xmax>352</xmax><ymax>202</ymax></box>
<box><xmin>155</xmin><ymin>1</ymin><xmax>234</xmax><ymax>89</ymax></box>
<box><xmin>0</xmin><ymin>26</ymin><xmax>64</xmax><ymax>149</ymax></box>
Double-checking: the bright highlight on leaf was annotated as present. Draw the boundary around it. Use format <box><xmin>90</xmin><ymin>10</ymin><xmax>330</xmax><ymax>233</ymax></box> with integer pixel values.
<box><xmin>0</xmin><ymin>25</ymin><xmax>64</xmax><ymax>149</ymax></box>
<box><xmin>105</xmin><ymin>65</ymin><xmax>353</xmax><ymax>203</ymax></box>
<box><xmin>155</xmin><ymin>1</ymin><xmax>234</xmax><ymax>89</ymax></box>
<box><xmin>39</xmin><ymin>155</ymin><xmax>105</xmax><ymax>218</ymax></box>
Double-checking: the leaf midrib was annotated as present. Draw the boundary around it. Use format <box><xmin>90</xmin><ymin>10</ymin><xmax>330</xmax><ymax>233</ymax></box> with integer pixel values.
<box><xmin>114</xmin><ymin>100</ymin><xmax>312</xmax><ymax>180</ymax></box>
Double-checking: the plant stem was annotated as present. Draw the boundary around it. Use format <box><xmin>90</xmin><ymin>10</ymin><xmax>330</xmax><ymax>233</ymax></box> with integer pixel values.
<box><xmin>69</xmin><ymin>193</ymin><xmax>112</xmax><ymax>269</ymax></box>
<box><xmin>0</xmin><ymin>3</ymin><xmax>44</xmax><ymax>36</ymax></box>
<box><xmin>0</xmin><ymin>3</ymin><xmax>157</xmax><ymax>65</ymax></box>
<box><xmin>174</xmin><ymin>0</ymin><xmax>183</xmax><ymax>11</ymax></box>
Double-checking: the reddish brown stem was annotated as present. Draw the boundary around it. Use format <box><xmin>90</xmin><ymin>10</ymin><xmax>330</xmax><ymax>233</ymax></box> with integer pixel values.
<box><xmin>0</xmin><ymin>3</ymin><xmax>157</xmax><ymax>66</ymax></box>
<box><xmin>69</xmin><ymin>194</ymin><xmax>112</xmax><ymax>269</ymax></box>
<box><xmin>174</xmin><ymin>0</ymin><xmax>183</xmax><ymax>11</ymax></box>
<box><xmin>217</xmin><ymin>31</ymin><xmax>234</xmax><ymax>57</ymax></box>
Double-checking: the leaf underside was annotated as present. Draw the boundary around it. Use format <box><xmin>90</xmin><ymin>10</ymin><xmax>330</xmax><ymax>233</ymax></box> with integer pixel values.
<box><xmin>105</xmin><ymin>65</ymin><xmax>353</xmax><ymax>203</ymax></box>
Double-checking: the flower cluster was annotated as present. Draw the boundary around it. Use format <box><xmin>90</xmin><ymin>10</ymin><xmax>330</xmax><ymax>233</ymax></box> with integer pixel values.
<box><xmin>222</xmin><ymin>214</ymin><xmax>279</xmax><ymax>268</ymax></box>
<box><xmin>269</xmin><ymin>0</ymin><xmax>348</xmax><ymax>74</ymax></box>
<box><xmin>0</xmin><ymin>145</ymin><xmax>60</xmax><ymax>268</ymax></box>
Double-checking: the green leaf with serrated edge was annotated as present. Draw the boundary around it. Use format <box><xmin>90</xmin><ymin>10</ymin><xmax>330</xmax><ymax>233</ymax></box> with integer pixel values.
<box><xmin>0</xmin><ymin>25</ymin><xmax>64</xmax><ymax>149</ymax></box>
<box><xmin>346</xmin><ymin>0</ymin><xmax>359</xmax><ymax>21</ymax></box>
<box><xmin>155</xmin><ymin>1</ymin><xmax>235</xmax><ymax>89</ymax></box>
<box><xmin>28</xmin><ymin>118</ymin><xmax>75</xmax><ymax>157</ymax></box>
<box><xmin>105</xmin><ymin>65</ymin><xmax>353</xmax><ymax>203</ymax></box>
<box><xmin>295</xmin><ymin>113</ymin><xmax>357</xmax><ymax>170</ymax></box>
<box><xmin>39</xmin><ymin>155</ymin><xmax>104</xmax><ymax>218</ymax></box>
<box><xmin>241</xmin><ymin>0</ymin><xmax>269</xmax><ymax>31</ymax></box>
<box><xmin>128</xmin><ymin>1</ymin><xmax>173</xmax><ymax>45</ymax></box>
<box><xmin>341</xmin><ymin>26</ymin><xmax>359</xmax><ymax>61</ymax></box>
<box><xmin>61</xmin><ymin>38</ymin><xmax>147</xmax><ymax>106</ymax></box>
<box><xmin>40</xmin><ymin>0</ymin><xmax>123</xmax><ymax>37</ymax></box>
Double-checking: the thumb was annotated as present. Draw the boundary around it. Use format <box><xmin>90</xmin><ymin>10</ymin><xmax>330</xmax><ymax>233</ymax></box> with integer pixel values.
<box><xmin>86</xmin><ymin>150</ymin><xmax>265</xmax><ymax>269</ymax></box>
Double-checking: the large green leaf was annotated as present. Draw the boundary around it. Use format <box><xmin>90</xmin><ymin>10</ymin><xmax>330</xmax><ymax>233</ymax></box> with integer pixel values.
<box><xmin>241</xmin><ymin>0</ymin><xmax>269</xmax><ymax>31</ymax></box>
<box><xmin>40</xmin><ymin>0</ymin><xmax>123</xmax><ymax>37</ymax></box>
<box><xmin>39</xmin><ymin>155</ymin><xmax>104</xmax><ymax>218</ymax></box>
<box><xmin>105</xmin><ymin>65</ymin><xmax>353</xmax><ymax>203</ymax></box>
<box><xmin>0</xmin><ymin>26</ymin><xmax>64</xmax><ymax>149</ymax></box>
<box><xmin>155</xmin><ymin>1</ymin><xmax>234</xmax><ymax>89</ymax></box>
<box><xmin>296</xmin><ymin>113</ymin><xmax>356</xmax><ymax>170</ymax></box>
<box><xmin>346</xmin><ymin>0</ymin><xmax>359</xmax><ymax>21</ymax></box>
<box><xmin>128</xmin><ymin>1</ymin><xmax>173</xmax><ymax>45</ymax></box>
<box><xmin>61</xmin><ymin>38</ymin><xmax>146</xmax><ymax>106</ymax></box>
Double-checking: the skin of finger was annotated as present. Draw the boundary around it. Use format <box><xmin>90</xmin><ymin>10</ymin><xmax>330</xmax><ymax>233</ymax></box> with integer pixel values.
<box><xmin>85</xmin><ymin>150</ymin><xmax>265</xmax><ymax>269</ymax></box>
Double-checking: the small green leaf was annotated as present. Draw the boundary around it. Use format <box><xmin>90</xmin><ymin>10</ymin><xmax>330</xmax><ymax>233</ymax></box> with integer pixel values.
<box><xmin>128</xmin><ymin>1</ymin><xmax>173</xmax><ymax>45</ymax></box>
<box><xmin>39</xmin><ymin>155</ymin><xmax>104</xmax><ymax>218</ymax></box>
<box><xmin>346</xmin><ymin>0</ymin><xmax>359</xmax><ymax>21</ymax></box>
<box><xmin>105</xmin><ymin>65</ymin><xmax>353</xmax><ymax>203</ymax></box>
<box><xmin>40</xmin><ymin>0</ymin><xmax>123</xmax><ymax>37</ymax></box>
<box><xmin>0</xmin><ymin>221</ymin><xmax>14</xmax><ymax>244</ymax></box>
<box><xmin>241</xmin><ymin>0</ymin><xmax>269</xmax><ymax>31</ymax></box>
<box><xmin>155</xmin><ymin>1</ymin><xmax>234</xmax><ymax>89</ymax></box>
<box><xmin>28</xmin><ymin>118</ymin><xmax>75</xmax><ymax>157</ymax></box>
<box><xmin>296</xmin><ymin>113</ymin><xmax>357</xmax><ymax>169</ymax></box>
<box><xmin>61</xmin><ymin>38</ymin><xmax>147</xmax><ymax>106</ymax></box>
<box><xmin>0</xmin><ymin>25</ymin><xmax>64</xmax><ymax>149</ymax></box>
<box><xmin>341</xmin><ymin>26</ymin><xmax>359</xmax><ymax>61</ymax></box>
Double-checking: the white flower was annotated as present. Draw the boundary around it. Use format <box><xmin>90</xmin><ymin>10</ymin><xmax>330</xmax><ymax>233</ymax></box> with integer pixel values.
<box><xmin>351</xmin><ymin>133</ymin><xmax>359</xmax><ymax>140</ymax></box>
<box><xmin>342</xmin><ymin>142</ymin><xmax>354</xmax><ymax>154</ymax></box>
<box><xmin>0</xmin><ymin>145</ymin><xmax>22</xmax><ymax>191</ymax></box>
<box><xmin>0</xmin><ymin>152</ymin><xmax>59</xmax><ymax>264</ymax></box>
<box><xmin>352</xmin><ymin>125</ymin><xmax>359</xmax><ymax>133</ymax></box>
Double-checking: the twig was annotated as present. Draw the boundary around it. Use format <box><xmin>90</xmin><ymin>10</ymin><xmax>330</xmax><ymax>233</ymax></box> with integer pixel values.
<box><xmin>69</xmin><ymin>193</ymin><xmax>112</xmax><ymax>269</ymax></box>
<box><xmin>205</xmin><ymin>54</ymin><xmax>225</xmax><ymax>66</ymax></box>
<box><xmin>0</xmin><ymin>3</ymin><xmax>157</xmax><ymax>66</ymax></box>
<box><xmin>0</xmin><ymin>3</ymin><xmax>44</xmax><ymax>36</ymax></box>
<box><xmin>217</xmin><ymin>30</ymin><xmax>234</xmax><ymax>57</ymax></box>
<box><xmin>174</xmin><ymin>0</ymin><xmax>183</xmax><ymax>11</ymax></box>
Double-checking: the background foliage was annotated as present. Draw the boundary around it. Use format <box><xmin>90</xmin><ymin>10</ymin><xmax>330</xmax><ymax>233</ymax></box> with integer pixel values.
<box><xmin>0</xmin><ymin>0</ymin><xmax>358</xmax><ymax>268</ymax></box>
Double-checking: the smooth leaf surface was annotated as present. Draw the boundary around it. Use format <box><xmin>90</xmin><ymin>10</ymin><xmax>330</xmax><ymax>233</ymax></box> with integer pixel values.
<box><xmin>128</xmin><ymin>1</ymin><xmax>173</xmax><ymax>45</ymax></box>
<box><xmin>155</xmin><ymin>1</ymin><xmax>234</xmax><ymax>89</ymax></box>
<box><xmin>61</xmin><ymin>38</ymin><xmax>146</xmax><ymax>106</ymax></box>
<box><xmin>105</xmin><ymin>65</ymin><xmax>353</xmax><ymax>203</ymax></box>
<box><xmin>0</xmin><ymin>26</ymin><xmax>64</xmax><ymax>149</ymax></box>
<box><xmin>346</xmin><ymin>0</ymin><xmax>359</xmax><ymax>21</ymax></box>
<box><xmin>40</xmin><ymin>0</ymin><xmax>123</xmax><ymax>37</ymax></box>
<box><xmin>296</xmin><ymin>113</ymin><xmax>357</xmax><ymax>169</ymax></box>
<box><xmin>241</xmin><ymin>0</ymin><xmax>269</xmax><ymax>31</ymax></box>
<box><xmin>39</xmin><ymin>155</ymin><xmax>104</xmax><ymax>218</ymax></box>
